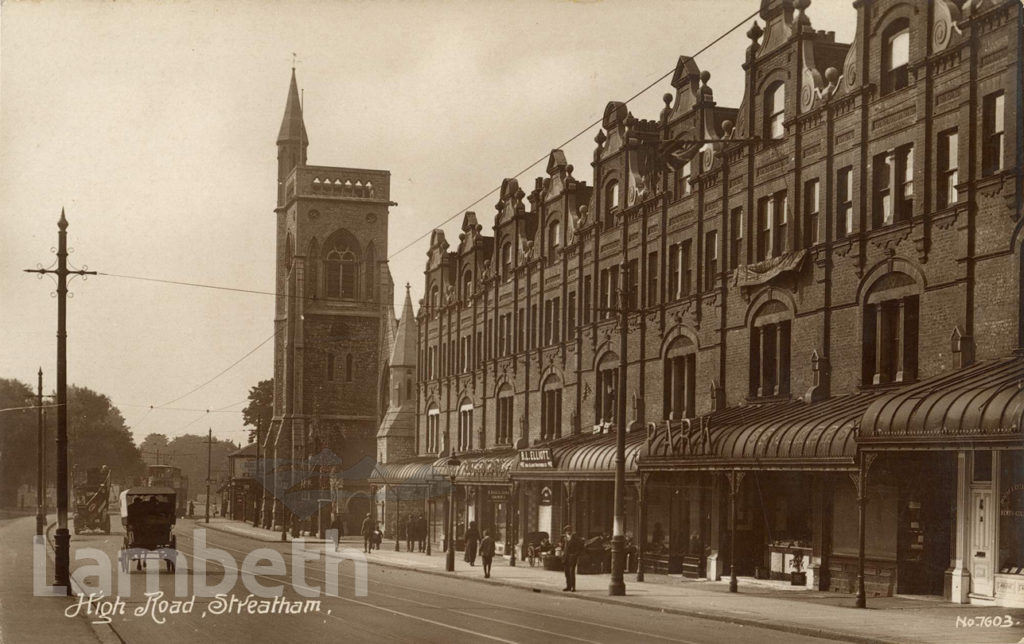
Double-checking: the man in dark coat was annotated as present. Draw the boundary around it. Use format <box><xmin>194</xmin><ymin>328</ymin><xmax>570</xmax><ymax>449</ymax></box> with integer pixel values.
<box><xmin>360</xmin><ymin>513</ymin><xmax>374</xmax><ymax>553</ymax></box>
<box><xmin>561</xmin><ymin>525</ymin><xmax>584</xmax><ymax>592</ymax></box>
<box><xmin>479</xmin><ymin>529</ymin><xmax>496</xmax><ymax>578</ymax></box>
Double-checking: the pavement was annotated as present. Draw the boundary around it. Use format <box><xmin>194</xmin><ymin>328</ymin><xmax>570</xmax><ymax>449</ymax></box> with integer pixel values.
<box><xmin>202</xmin><ymin>517</ymin><xmax>1024</xmax><ymax>644</ymax></box>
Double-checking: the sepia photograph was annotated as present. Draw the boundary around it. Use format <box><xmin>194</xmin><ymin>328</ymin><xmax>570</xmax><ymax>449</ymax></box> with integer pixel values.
<box><xmin>1</xmin><ymin>0</ymin><xmax>1023</xmax><ymax>642</ymax></box>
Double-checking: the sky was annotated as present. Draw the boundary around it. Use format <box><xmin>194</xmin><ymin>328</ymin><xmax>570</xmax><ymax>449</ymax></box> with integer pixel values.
<box><xmin>0</xmin><ymin>0</ymin><xmax>855</xmax><ymax>447</ymax></box>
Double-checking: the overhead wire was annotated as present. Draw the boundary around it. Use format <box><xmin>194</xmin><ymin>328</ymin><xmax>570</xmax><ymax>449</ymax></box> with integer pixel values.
<box><xmin>94</xmin><ymin>7</ymin><xmax>760</xmax><ymax>421</ymax></box>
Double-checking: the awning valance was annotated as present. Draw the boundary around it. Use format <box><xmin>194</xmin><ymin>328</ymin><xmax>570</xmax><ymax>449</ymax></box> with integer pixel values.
<box><xmin>859</xmin><ymin>356</ymin><xmax>1024</xmax><ymax>449</ymax></box>
<box><xmin>638</xmin><ymin>391</ymin><xmax>874</xmax><ymax>471</ymax></box>
<box><xmin>441</xmin><ymin>449</ymin><xmax>517</xmax><ymax>485</ymax></box>
<box><xmin>512</xmin><ymin>429</ymin><xmax>645</xmax><ymax>480</ymax></box>
<box><xmin>367</xmin><ymin>457</ymin><xmax>445</xmax><ymax>485</ymax></box>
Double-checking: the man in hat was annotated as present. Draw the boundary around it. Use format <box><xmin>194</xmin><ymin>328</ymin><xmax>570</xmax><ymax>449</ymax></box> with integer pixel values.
<box><xmin>561</xmin><ymin>525</ymin><xmax>584</xmax><ymax>592</ymax></box>
<box><xmin>360</xmin><ymin>513</ymin><xmax>374</xmax><ymax>553</ymax></box>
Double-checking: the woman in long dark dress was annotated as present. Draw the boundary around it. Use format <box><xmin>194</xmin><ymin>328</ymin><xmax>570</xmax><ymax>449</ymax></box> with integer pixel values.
<box><xmin>463</xmin><ymin>521</ymin><xmax>480</xmax><ymax>565</ymax></box>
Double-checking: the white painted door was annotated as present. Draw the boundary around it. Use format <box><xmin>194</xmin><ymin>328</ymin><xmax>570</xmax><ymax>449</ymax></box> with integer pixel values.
<box><xmin>971</xmin><ymin>488</ymin><xmax>994</xmax><ymax>597</ymax></box>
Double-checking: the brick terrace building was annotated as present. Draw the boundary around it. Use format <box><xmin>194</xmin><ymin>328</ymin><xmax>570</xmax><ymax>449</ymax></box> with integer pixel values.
<box><xmin>373</xmin><ymin>0</ymin><xmax>1024</xmax><ymax>606</ymax></box>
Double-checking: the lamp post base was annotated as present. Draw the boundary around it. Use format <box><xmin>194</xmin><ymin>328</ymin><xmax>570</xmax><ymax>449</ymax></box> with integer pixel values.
<box><xmin>53</xmin><ymin>528</ymin><xmax>71</xmax><ymax>595</ymax></box>
<box><xmin>609</xmin><ymin>536</ymin><xmax>626</xmax><ymax>596</ymax></box>
<box><xmin>446</xmin><ymin>548</ymin><xmax>456</xmax><ymax>572</ymax></box>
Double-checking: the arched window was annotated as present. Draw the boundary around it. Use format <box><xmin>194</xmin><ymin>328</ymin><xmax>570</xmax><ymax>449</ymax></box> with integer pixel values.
<box><xmin>458</xmin><ymin>399</ymin><xmax>474</xmax><ymax>451</ymax></box>
<box><xmin>883</xmin><ymin>19</ymin><xmax>910</xmax><ymax>95</ymax></box>
<box><xmin>496</xmin><ymin>384</ymin><xmax>514</xmax><ymax>446</ymax></box>
<box><xmin>327</xmin><ymin>353</ymin><xmax>336</xmax><ymax>381</ymax></box>
<box><xmin>765</xmin><ymin>82</ymin><xmax>785</xmax><ymax>140</ymax></box>
<box><xmin>596</xmin><ymin>353</ymin><xmax>620</xmax><ymax>426</ymax></box>
<box><xmin>322</xmin><ymin>229</ymin><xmax>361</xmax><ymax>300</ymax></box>
<box><xmin>749</xmin><ymin>301</ymin><xmax>791</xmax><ymax>398</ymax></box>
<box><xmin>429</xmin><ymin>283</ymin><xmax>440</xmax><ymax>311</ymax></box>
<box><xmin>364</xmin><ymin>243</ymin><xmax>376</xmax><ymax>301</ymax></box>
<box><xmin>325</xmin><ymin>249</ymin><xmax>358</xmax><ymax>299</ymax></box>
<box><xmin>306</xmin><ymin>238</ymin><xmax>319</xmax><ymax>300</ymax></box>
<box><xmin>541</xmin><ymin>375</ymin><xmax>563</xmax><ymax>440</ymax></box>
<box><xmin>547</xmin><ymin>219</ymin><xmax>561</xmax><ymax>258</ymax></box>
<box><xmin>862</xmin><ymin>272</ymin><xmax>919</xmax><ymax>386</ymax></box>
<box><xmin>663</xmin><ymin>337</ymin><xmax>696</xmax><ymax>420</ymax></box>
<box><xmin>501</xmin><ymin>241</ymin><xmax>513</xmax><ymax>280</ymax></box>
<box><xmin>605</xmin><ymin>180</ymin><xmax>620</xmax><ymax>227</ymax></box>
<box><xmin>345</xmin><ymin>354</ymin><xmax>354</xmax><ymax>382</ymax></box>
<box><xmin>426</xmin><ymin>404</ymin><xmax>441</xmax><ymax>453</ymax></box>
<box><xmin>462</xmin><ymin>269</ymin><xmax>473</xmax><ymax>298</ymax></box>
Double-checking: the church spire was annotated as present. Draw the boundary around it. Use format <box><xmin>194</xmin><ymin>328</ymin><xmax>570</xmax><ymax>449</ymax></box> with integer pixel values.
<box><xmin>276</xmin><ymin>68</ymin><xmax>309</xmax><ymax>206</ymax></box>
<box><xmin>277</xmin><ymin>68</ymin><xmax>308</xmax><ymax>145</ymax></box>
<box><xmin>389</xmin><ymin>284</ymin><xmax>417</xmax><ymax>368</ymax></box>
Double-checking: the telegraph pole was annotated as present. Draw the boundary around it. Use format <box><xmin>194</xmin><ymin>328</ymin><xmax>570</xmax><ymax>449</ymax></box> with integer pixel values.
<box><xmin>36</xmin><ymin>368</ymin><xmax>45</xmax><ymax>536</ymax></box>
<box><xmin>24</xmin><ymin>210</ymin><xmax>94</xmax><ymax>594</ymax></box>
<box><xmin>205</xmin><ymin>428</ymin><xmax>212</xmax><ymax>524</ymax></box>
<box><xmin>253</xmin><ymin>411</ymin><xmax>261</xmax><ymax>528</ymax></box>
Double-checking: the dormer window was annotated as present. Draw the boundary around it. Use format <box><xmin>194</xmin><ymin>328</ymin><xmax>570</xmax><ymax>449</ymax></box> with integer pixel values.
<box><xmin>547</xmin><ymin>219</ymin><xmax>561</xmax><ymax>257</ymax></box>
<box><xmin>765</xmin><ymin>82</ymin><xmax>785</xmax><ymax>140</ymax></box>
<box><xmin>678</xmin><ymin>161</ymin><xmax>692</xmax><ymax>197</ymax></box>
<box><xmin>605</xmin><ymin>180</ymin><xmax>620</xmax><ymax>227</ymax></box>
<box><xmin>883</xmin><ymin>21</ymin><xmax>910</xmax><ymax>95</ymax></box>
<box><xmin>501</xmin><ymin>241</ymin><xmax>513</xmax><ymax>280</ymax></box>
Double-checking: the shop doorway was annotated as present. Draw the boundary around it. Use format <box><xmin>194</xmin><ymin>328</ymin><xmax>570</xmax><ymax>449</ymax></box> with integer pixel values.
<box><xmin>897</xmin><ymin>454</ymin><xmax>954</xmax><ymax>595</ymax></box>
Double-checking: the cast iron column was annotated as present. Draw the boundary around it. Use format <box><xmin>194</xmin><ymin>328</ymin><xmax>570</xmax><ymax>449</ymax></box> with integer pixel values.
<box><xmin>609</xmin><ymin>264</ymin><xmax>629</xmax><ymax>596</ymax></box>
<box><xmin>36</xmin><ymin>368</ymin><xmax>45</xmax><ymax>536</ymax></box>
<box><xmin>24</xmin><ymin>211</ymin><xmax>94</xmax><ymax>594</ymax></box>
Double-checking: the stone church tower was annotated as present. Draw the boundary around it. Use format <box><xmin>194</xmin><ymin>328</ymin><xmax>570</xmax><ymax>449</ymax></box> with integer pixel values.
<box><xmin>266</xmin><ymin>70</ymin><xmax>395</xmax><ymax>532</ymax></box>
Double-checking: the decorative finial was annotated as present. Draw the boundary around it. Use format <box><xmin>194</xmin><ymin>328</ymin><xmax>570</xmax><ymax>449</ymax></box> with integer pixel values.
<box><xmin>747</xmin><ymin>21</ymin><xmax>763</xmax><ymax>42</ymax></box>
<box><xmin>663</xmin><ymin>93</ymin><xmax>673</xmax><ymax>107</ymax></box>
<box><xmin>405</xmin><ymin>282</ymin><xmax>411</xmax><ymax>292</ymax></box>
<box><xmin>58</xmin><ymin>208</ymin><xmax>68</xmax><ymax>230</ymax></box>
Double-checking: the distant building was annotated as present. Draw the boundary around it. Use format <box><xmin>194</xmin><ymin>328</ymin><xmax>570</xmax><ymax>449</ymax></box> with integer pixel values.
<box><xmin>265</xmin><ymin>70</ymin><xmax>396</xmax><ymax>534</ymax></box>
<box><xmin>382</xmin><ymin>0</ymin><xmax>1024</xmax><ymax>606</ymax></box>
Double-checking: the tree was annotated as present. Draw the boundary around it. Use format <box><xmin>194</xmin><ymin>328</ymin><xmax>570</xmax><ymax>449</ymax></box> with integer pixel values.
<box><xmin>0</xmin><ymin>380</ymin><xmax>146</xmax><ymax>505</ymax></box>
<box><xmin>66</xmin><ymin>385</ymin><xmax>147</xmax><ymax>485</ymax></box>
<box><xmin>139</xmin><ymin>433</ymin><xmax>170</xmax><ymax>465</ymax></box>
<box><xmin>241</xmin><ymin>378</ymin><xmax>273</xmax><ymax>443</ymax></box>
<box><xmin>0</xmin><ymin>378</ymin><xmax>39</xmax><ymax>507</ymax></box>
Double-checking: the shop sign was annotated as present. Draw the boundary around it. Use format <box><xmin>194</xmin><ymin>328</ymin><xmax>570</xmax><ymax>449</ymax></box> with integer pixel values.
<box><xmin>487</xmin><ymin>489</ymin><xmax>510</xmax><ymax>502</ymax></box>
<box><xmin>518</xmin><ymin>448</ymin><xmax>553</xmax><ymax>469</ymax></box>
<box><xmin>1000</xmin><ymin>483</ymin><xmax>1024</xmax><ymax>518</ymax></box>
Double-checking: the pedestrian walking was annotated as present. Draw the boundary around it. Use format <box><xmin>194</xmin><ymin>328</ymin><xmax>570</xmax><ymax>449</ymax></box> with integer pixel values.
<box><xmin>463</xmin><ymin>520</ymin><xmax>480</xmax><ymax>566</ymax></box>
<box><xmin>479</xmin><ymin>529</ymin><xmax>496</xmax><ymax>578</ymax></box>
<box><xmin>561</xmin><ymin>525</ymin><xmax>583</xmax><ymax>592</ymax></box>
<box><xmin>416</xmin><ymin>513</ymin><xmax>427</xmax><ymax>552</ymax></box>
<box><xmin>360</xmin><ymin>513</ymin><xmax>374</xmax><ymax>553</ymax></box>
<box><xmin>372</xmin><ymin>522</ymin><xmax>384</xmax><ymax>550</ymax></box>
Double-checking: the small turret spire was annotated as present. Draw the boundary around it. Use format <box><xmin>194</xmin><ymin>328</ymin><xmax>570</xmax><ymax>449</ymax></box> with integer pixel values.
<box><xmin>277</xmin><ymin>68</ymin><xmax>308</xmax><ymax>146</ymax></box>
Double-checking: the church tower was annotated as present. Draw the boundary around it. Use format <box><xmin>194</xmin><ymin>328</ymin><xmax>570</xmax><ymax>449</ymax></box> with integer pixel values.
<box><xmin>267</xmin><ymin>69</ymin><xmax>395</xmax><ymax>532</ymax></box>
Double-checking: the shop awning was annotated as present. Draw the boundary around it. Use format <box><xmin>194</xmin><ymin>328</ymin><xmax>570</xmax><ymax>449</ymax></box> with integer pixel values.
<box><xmin>512</xmin><ymin>429</ymin><xmax>646</xmax><ymax>481</ymax></box>
<box><xmin>366</xmin><ymin>457</ymin><xmax>445</xmax><ymax>485</ymax></box>
<box><xmin>858</xmin><ymin>356</ymin><xmax>1024</xmax><ymax>449</ymax></box>
<box><xmin>440</xmin><ymin>449</ymin><xmax>517</xmax><ymax>485</ymax></box>
<box><xmin>639</xmin><ymin>391</ymin><xmax>876</xmax><ymax>471</ymax></box>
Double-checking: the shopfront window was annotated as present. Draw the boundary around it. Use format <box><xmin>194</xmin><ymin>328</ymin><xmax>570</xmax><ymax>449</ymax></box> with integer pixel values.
<box><xmin>999</xmin><ymin>452</ymin><xmax>1024</xmax><ymax>574</ymax></box>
